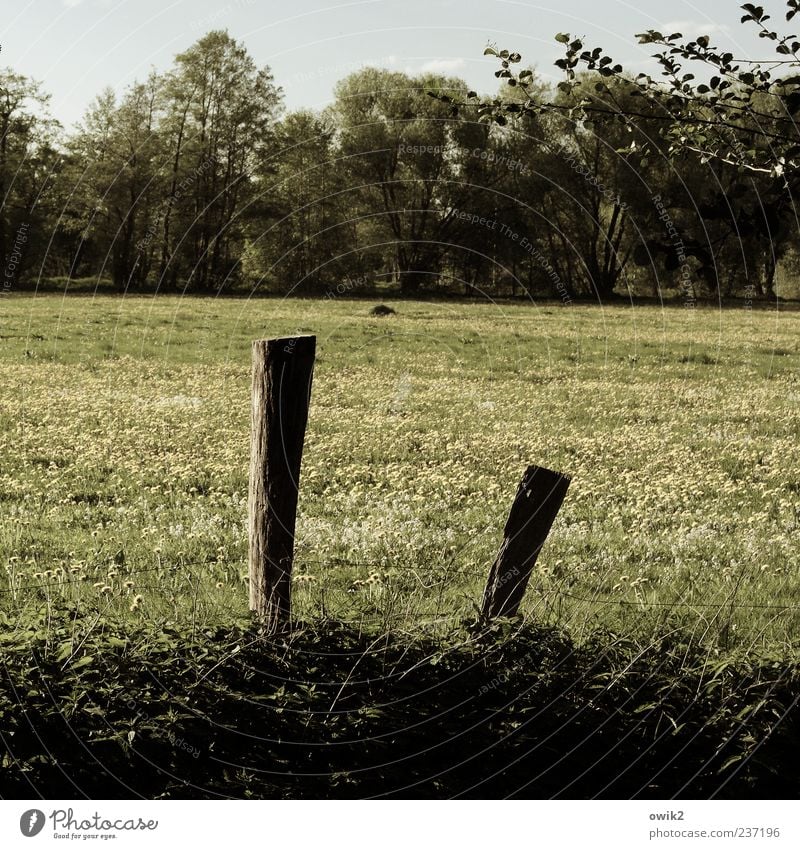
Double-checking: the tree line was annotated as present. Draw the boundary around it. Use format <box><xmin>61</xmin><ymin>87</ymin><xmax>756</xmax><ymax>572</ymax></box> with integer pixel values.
<box><xmin>1</xmin><ymin>28</ymin><xmax>796</xmax><ymax>301</ymax></box>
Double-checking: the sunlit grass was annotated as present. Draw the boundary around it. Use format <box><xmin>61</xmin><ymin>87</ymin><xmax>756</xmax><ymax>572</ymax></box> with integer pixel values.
<box><xmin>1</xmin><ymin>293</ymin><xmax>799</xmax><ymax>656</ymax></box>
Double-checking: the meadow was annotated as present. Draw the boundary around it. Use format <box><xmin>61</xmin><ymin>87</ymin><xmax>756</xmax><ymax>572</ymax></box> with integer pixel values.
<box><xmin>1</xmin><ymin>293</ymin><xmax>799</xmax><ymax>653</ymax></box>
<box><xmin>2</xmin><ymin>293</ymin><xmax>800</xmax><ymax>798</ymax></box>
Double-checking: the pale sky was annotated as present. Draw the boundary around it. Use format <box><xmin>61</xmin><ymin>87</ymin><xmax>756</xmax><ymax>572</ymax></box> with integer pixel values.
<box><xmin>1</xmin><ymin>0</ymin><xmax>769</xmax><ymax>129</ymax></box>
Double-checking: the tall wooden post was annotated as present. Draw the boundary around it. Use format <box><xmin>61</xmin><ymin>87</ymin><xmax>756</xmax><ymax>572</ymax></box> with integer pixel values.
<box><xmin>248</xmin><ymin>335</ymin><xmax>316</xmax><ymax>632</ymax></box>
<box><xmin>481</xmin><ymin>464</ymin><xmax>570</xmax><ymax>621</ymax></box>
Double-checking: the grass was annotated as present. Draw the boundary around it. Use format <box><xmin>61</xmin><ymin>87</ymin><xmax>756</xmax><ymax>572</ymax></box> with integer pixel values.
<box><xmin>2</xmin><ymin>293</ymin><xmax>799</xmax><ymax>650</ymax></box>
<box><xmin>1</xmin><ymin>292</ymin><xmax>799</xmax><ymax>797</ymax></box>
<box><xmin>2</xmin><ymin>613</ymin><xmax>798</xmax><ymax>798</ymax></box>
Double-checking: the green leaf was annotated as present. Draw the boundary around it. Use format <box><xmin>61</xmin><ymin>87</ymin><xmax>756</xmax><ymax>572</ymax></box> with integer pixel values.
<box><xmin>636</xmin><ymin>31</ymin><xmax>663</xmax><ymax>44</ymax></box>
<box><xmin>719</xmin><ymin>754</ymin><xmax>744</xmax><ymax>772</ymax></box>
<box><xmin>55</xmin><ymin>642</ymin><xmax>74</xmax><ymax>663</ymax></box>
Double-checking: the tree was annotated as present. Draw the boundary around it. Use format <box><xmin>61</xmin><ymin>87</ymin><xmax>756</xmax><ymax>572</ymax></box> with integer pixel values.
<box><xmin>242</xmin><ymin>109</ymin><xmax>356</xmax><ymax>293</ymax></box>
<box><xmin>55</xmin><ymin>30</ymin><xmax>282</xmax><ymax>292</ymax></box>
<box><xmin>472</xmin><ymin>2</ymin><xmax>800</xmax><ymax>300</ymax></box>
<box><xmin>333</xmin><ymin>68</ymin><xmax>491</xmax><ymax>294</ymax></box>
<box><xmin>535</xmin><ymin>77</ymin><xmax>656</xmax><ymax>299</ymax></box>
<box><xmin>0</xmin><ymin>69</ymin><xmax>59</xmax><ymax>286</ymax></box>
<box><xmin>61</xmin><ymin>77</ymin><xmax>162</xmax><ymax>289</ymax></box>
<box><xmin>164</xmin><ymin>30</ymin><xmax>282</xmax><ymax>291</ymax></box>
<box><xmin>454</xmin><ymin>75</ymin><xmax>660</xmax><ymax>299</ymax></box>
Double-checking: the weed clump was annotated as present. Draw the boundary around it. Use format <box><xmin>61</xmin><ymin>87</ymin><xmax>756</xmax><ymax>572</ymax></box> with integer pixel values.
<box><xmin>369</xmin><ymin>304</ymin><xmax>396</xmax><ymax>316</ymax></box>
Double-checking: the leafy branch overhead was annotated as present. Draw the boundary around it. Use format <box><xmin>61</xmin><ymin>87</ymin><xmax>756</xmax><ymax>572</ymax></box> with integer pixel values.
<box><xmin>471</xmin><ymin>2</ymin><xmax>800</xmax><ymax>181</ymax></box>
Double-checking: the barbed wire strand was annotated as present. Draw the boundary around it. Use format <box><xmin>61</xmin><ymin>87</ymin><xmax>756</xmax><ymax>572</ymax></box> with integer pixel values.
<box><xmin>1</xmin><ymin>558</ymin><xmax>798</xmax><ymax>613</ymax></box>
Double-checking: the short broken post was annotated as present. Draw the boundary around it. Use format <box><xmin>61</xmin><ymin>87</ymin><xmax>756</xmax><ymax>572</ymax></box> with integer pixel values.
<box><xmin>248</xmin><ymin>335</ymin><xmax>316</xmax><ymax>633</ymax></box>
<box><xmin>481</xmin><ymin>464</ymin><xmax>571</xmax><ymax>622</ymax></box>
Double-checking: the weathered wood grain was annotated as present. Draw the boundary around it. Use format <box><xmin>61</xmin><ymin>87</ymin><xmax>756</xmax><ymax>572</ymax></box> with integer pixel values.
<box><xmin>248</xmin><ymin>335</ymin><xmax>316</xmax><ymax>631</ymax></box>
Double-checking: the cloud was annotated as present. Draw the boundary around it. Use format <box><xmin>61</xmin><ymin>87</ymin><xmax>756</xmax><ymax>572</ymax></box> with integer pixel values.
<box><xmin>373</xmin><ymin>56</ymin><xmax>466</xmax><ymax>77</ymax></box>
<box><xmin>660</xmin><ymin>20</ymin><xmax>731</xmax><ymax>36</ymax></box>
<box><xmin>62</xmin><ymin>0</ymin><xmax>85</xmax><ymax>6</ymax></box>
<box><xmin>419</xmin><ymin>58</ymin><xmax>466</xmax><ymax>74</ymax></box>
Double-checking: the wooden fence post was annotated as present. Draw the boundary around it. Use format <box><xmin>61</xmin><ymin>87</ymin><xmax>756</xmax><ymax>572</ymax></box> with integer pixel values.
<box><xmin>481</xmin><ymin>464</ymin><xmax>570</xmax><ymax>622</ymax></box>
<box><xmin>248</xmin><ymin>335</ymin><xmax>316</xmax><ymax>632</ymax></box>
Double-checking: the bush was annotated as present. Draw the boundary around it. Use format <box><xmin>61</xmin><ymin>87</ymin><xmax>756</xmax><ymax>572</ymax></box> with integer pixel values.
<box><xmin>1</xmin><ymin>605</ymin><xmax>797</xmax><ymax>798</ymax></box>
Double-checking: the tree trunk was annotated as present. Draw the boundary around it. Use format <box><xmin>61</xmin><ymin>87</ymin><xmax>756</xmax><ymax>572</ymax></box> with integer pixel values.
<box><xmin>0</xmin><ymin>116</ymin><xmax>7</xmax><ymax>270</ymax></box>
<box><xmin>764</xmin><ymin>252</ymin><xmax>777</xmax><ymax>300</ymax></box>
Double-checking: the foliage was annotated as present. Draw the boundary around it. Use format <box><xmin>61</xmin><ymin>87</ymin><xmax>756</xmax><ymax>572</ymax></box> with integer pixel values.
<box><xmin>471</xmin><ymin>3</ymin><xmax>800</xmax><ymax>297</ymax></box>
<box><xmin>1</xmin><ymin>602</ymin><xmax>797</xmax><ymax>798</ymax></box>
<box><xmin>6</xmin><ymin>31</ymin><xmax>796</xmax><ymax>301</ymax></box>
<box><xmin>332</xmin><ymin>68</ymin><xmax>494</xmax><ymax>294</ymax></box>
<box><xmin>241</xmin><ymin>110</ymin><xmax>352</xmax><ymax>294</ymax></box>
<box><xmin>0</xmin><ymin>69</ymin><xmax>61</xmax><ymax>282</ymax></box>
<box><xmin>483</xmin><ymin>4</ymin><xmax>800</xmax><ymax>177</ymax></box>
<box><xmin>40</xmin><ymin>31</ymin><xmax>282</xmax><ymax>292</ymax></box>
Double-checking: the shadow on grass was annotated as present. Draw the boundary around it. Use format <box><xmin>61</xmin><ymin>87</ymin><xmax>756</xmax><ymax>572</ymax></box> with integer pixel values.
<box><xmin>1</xmin><ymin>612</ymin><xmax>798</xmax><ymax>799</ymax></box>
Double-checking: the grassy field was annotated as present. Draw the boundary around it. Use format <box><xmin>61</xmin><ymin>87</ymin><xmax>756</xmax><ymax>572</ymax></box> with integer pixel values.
<box><xmin>1</xmin><ymin>293</ymin><xmax>799</xmax><ymax>655</ymax></box>
<box><xmin>2</xmin><ymin>292</ymin><xmax>800</xmax><ymax>798</ymax></box>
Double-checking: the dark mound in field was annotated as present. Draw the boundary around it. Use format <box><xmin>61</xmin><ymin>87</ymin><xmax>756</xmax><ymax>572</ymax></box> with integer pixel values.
<box><xmin>370</xmin><ymin>304</ymin><xmax>396</xmax><ymax>316</ymax></box>
<box><xmin>1</xmin><ymin>612</ymin><xmax>798</xmax><ymax>799</ymax></box>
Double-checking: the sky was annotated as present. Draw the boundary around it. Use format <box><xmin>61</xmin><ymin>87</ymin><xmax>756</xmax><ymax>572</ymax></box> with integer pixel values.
<box><xmin>0</xmin><ymin>0</ymin><xmax>770</xmax><ymax>130</ymax></box>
